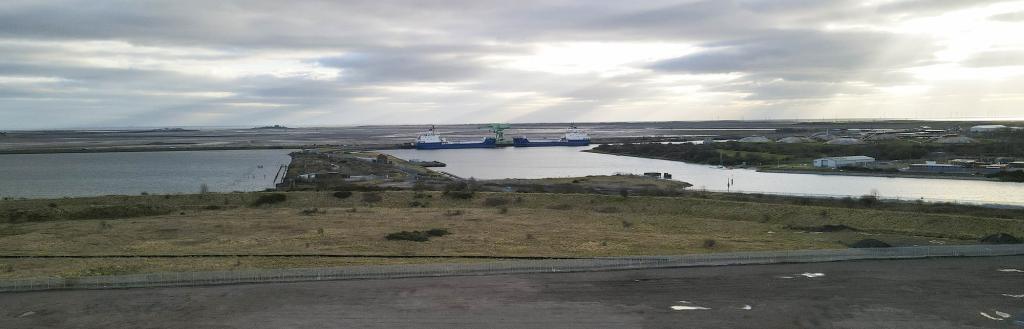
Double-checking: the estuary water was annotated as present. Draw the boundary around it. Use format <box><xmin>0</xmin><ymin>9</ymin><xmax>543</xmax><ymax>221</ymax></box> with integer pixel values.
<box><xmin>0</xmin><ymin>149</ymin><xmax>293</xmax><ymax>198</ymax></box>
<box><xmin>382</xmin><ymin>146</ymin><xmax>1024</xmax><ymax>206</ymax></box>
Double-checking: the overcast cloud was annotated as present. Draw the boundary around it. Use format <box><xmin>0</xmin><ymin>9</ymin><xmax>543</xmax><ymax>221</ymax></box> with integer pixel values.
<box><xmin>0</xmin><ymin>0</ymin><xmax>1022</xmax><ymax>129</ymax></box>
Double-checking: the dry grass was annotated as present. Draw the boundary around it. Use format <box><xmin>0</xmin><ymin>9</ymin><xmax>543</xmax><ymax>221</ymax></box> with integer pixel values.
<box><xmin>1</xmin><ymin>190</ymin><xmax>1021</xmax><ymax>279</ymax></box>
<box><xmin>0</xmin><ymin>257</ymin><xmax>490</xmax><ymax>280</ymax></box>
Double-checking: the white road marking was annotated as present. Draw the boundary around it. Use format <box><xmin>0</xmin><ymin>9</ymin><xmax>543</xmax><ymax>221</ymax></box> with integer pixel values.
<box><xmin>671</xmin><ymin>305</ymin><xmax>711</xmax><ymax>311</ymax></box>
<box><xmin>979</xmin><ymin>312</ymin><xmax>1003</xmax><ymax>321</ymax></box>
<box><xmin>800</xmin><ymin>273</ymin><xmax>825</xmax><ymax>278</ymax></box>
<box><xmin>995</xmin><ymin>311</ymin><xmax>1011</xmax><ymax>318</ymax></box>
<box><xmin>997</xmin><ymin>268</ymin><xmax>1023</xmax><ymax>272</ymax></box>
<box><xmin>1001</xmin><ymin>294</ymin><xmax>1024</xmax><ymax>298</ymax></box>
<box><xmin>740</xmin><ymin>305</ymin><xmax>752</xmax><ymax>310</ymax></box>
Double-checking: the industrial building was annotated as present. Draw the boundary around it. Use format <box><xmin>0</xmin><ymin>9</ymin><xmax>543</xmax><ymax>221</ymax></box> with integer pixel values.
<box><xmin>812</xmin><ymin>156</ymin><xmax>875</xmax><ymax>169</ymax></box>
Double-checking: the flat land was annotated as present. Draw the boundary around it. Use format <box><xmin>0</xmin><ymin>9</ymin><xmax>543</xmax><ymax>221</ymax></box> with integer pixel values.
<box><xmin>2</xmin><ymin>256</ymin><xmax>1022</xmax><ymax>328</ymax></box>
<box><xmin>3</xmin><ymin>120</ymin><xmax>1014</xmax><ymax>154</ymax></box>
<box><xmin>3</xmin><ymin>185</ymin><xmax>1022</xmax><ymax>279</ymax></box>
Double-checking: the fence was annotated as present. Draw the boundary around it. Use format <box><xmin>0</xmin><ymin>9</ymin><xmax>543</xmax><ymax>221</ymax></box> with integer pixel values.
<box><xmin>2</xmin><ymin>244</ymin><xmax>1022</xmax><ymax>293</ymax></box>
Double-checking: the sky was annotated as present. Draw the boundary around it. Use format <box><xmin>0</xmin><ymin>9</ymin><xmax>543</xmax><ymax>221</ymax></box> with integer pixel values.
<box><xmin>1</xmin><ymin>0</ymin><xmax>1023</xmax><ymax>129</ymax></box>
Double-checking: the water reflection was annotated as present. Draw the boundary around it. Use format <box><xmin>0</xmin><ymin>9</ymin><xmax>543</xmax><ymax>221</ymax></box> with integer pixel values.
<box><xmin>382</xmin><ymin>146</ymin><xmax>1024</xmax><ymax>206</ymax></box>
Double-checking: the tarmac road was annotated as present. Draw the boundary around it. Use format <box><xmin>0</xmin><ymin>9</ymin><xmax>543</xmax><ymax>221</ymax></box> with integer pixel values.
<box><xmin>2</xmin><ymin>256</ymin><xmax>1023</xmax><ymax>328</ymax></box>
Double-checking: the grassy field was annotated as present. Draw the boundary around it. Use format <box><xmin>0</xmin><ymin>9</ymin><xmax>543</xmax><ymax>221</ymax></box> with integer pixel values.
<box><xmin>1</xmin><ymin>184</ymin><xmax>1022</xmax><ymax>279</ymax></box>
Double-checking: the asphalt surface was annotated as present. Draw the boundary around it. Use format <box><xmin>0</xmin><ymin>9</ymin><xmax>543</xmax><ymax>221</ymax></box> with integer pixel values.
<box><xmin>2</xmin><ymin>256</ymin><xmax>1023</xmax><ymax>328</ymax></box>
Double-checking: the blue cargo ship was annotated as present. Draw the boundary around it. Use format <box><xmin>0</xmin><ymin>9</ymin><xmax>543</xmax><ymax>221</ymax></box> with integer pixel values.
<box><xmin>414</xmin><ymin>126</ymin><xmax>497</xmax><ymax>149</ymax></box>
<box><xmin>512</xmin><ymin>125</ymin><xmax>590</xmax><ymax>147</ymax></box>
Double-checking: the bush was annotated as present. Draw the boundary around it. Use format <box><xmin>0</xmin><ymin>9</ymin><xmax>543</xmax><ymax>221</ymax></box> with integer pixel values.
<box><xmin>332</xmin><ymin>191</ymin><xmax>353</xmax><ymax>199</ymax></box>
<box><xmin>849</xmin><ymin>239</ymin><xmax>891</xmax><ymax>248</ymax></box>
<box><xmin>444</xmin><ymin>209</ymin><xmax>464</xmax><ymax>216</ymax></box>
<box><xmin>980</xmin><ymin>233</ymin><xmax>1022</xmax><ymax>244</ymax></box>
<box><xmin>621</xmin><ymin>220</ymin><xmax>634</xmax><ymax>229</ymax></box>
<box><xmin>300</xmin><ymin>208</ymin><xmax>322</xmax><ymax>216</ymax></box>
<box><xmin>408</xmin><ymin>201</ymin><xmax>429</xmax><ymax>208</ymax></box>
<box><xmin>619</xmin><ymin>189</ymin><xmax>629</xmax><ymax>198</ymax></box>
<box><xmin>483</xmin><ymin>196</ymin><xmax>509</xmax><ymax>207</ymax></box>
<box><xmin>444</xmin><ymin>190</ymin><xmax>475</xmax><ymax>199</ymax></box>
<box><xmin>859</xmin><ymin>194</ymin><xmax>879</xmax><ymax>207</ymax></box>
<box><xmin>425</xmin><ymin>228</ymin><xmax>450</xmax><ymax>237</ymax></box>
<box><xmin>251</xmin><ymin>193</ymin><xmax>287</xmax><ymax>206</ymax></box>
<box><xmin>362</xmin><ymin>192</ymin><xmax>383</xmax><ymax>203</ymax></box>
<box><xmin>385</xmin><ymin>231</ymin><xmax>430</xmax><ymax>242</ymax></box>
<box><xmin>595</xmin><ymin>206</ymin><xmax>620</xmax><ymax>213</ymax></box>
<box><xmin>498</xmin><ymin>207</ymin><xmax>508</xmax><ymax>214</ymax></box>
<box><xmin>702</xmin><ymin>239</ymin><xmax>717</xmax><ymax>248</ymax></box>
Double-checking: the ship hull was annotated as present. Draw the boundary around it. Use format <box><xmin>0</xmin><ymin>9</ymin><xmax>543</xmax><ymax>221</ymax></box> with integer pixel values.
<box><xmin>415</xmin><ymin>142</ymin><xmax>498</xmax><ymax>150</ymax></box>
<box><xmin>512</xmin><ymin>138</ymin><xmax>590</xmax><ymax>147</ymax></box>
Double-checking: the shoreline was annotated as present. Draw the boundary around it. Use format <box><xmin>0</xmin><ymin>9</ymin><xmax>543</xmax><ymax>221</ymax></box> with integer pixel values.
<box><xmin>585</xmin><ymin>149</ymin><xmax>1007</xmax><ymax>182</ymax></box>
<box><xmin>756</xmin><ymin>168</ymin><xmax>1002</xmax><ymax>181</ymax></box>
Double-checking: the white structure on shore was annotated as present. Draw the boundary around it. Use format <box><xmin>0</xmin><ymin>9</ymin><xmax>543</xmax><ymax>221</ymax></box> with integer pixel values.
<box><xmin>969</xmin><ymin>125</ymin><xmax>1007</xmax><ymax>133</ymax></box>
<box><xmin>813</xmin><ymin>156</ymin><xmax>875</xmax><ymax>169</ymax></box>
<box><xmin>738</xmin><ymin>136</ymin><xmax>772</xmax><ymax>143</ymax></box>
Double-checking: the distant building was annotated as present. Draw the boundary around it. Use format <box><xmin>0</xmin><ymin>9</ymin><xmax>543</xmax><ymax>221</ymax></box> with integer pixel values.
<box><xmin>906</xmin><ymin>161</ymin><xmax>970</xmax><ymax>174</ymax></box>
<box><xmin>643</xmin><ymin>172</ymin><xmax>663</xmax><ymax>178</ymax></box>
<box><xmin>813</xmin><ymin>156</ymin><xmax>875</xmax><ymax>169</ymax></box>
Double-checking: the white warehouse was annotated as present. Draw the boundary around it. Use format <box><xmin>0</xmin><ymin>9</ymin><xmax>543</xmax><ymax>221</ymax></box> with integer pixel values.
<box><xmin>813</xmin><ymin>156</ymin><xmax>875</xmax><ymax>169</ymax></box>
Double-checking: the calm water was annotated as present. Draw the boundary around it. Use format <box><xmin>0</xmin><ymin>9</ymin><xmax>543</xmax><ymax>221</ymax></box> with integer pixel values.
<box><xmin>382</xmin><ymin>147</ymin><xmax>1024</xmax><ymax>206</ymax></box>
<box><xmin>0</xmin><ymin>150</ymin><xmax>293</xmax><ymax>198</ymax></box>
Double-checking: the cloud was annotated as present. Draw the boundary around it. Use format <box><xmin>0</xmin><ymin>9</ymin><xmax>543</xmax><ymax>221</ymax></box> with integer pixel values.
<box><xmin>0</xmin><ymin>0</ymin><xmax>1022</xmax><ymax>129</ymax></box>
<box><xmin>962</xmin><ymin>50</ymin><xmax>1024</xmax><ymax>67</ymax></box>
<box><xmin>990</xmin><ymin>11</ymin><xmax>1024</xmax><ymax>21</ymax></box>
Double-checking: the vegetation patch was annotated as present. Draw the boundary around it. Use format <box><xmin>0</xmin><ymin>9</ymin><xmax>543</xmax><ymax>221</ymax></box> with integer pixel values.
<box><xmin>362</xmin><ymin>192</ymin><xmax>384</xmax><ymax>203</ymax></box>
<box><xmin>385</xmin><ymin>228</ymin><xmax>450</xmax><ymax>242</ymax></box>
<box><xmin>332</xmin><ymin>191</ymin><xmax>353</xmax><ymax>199</ymax></box>
<box><xmin>980</xmin><ymin>233</ymin><xmax>1022</xmax><ymax>244</ymax></box>
<box><xmin>482</xmin><ymin>196</ymin><xmax>509</xmax><ymax>207</ymax></box>
<box><xmin>250</xmin><ymin>193</ymin><xmax>287</xmax><ymax>207</ymax></box>
<box><xmin>849</xmin><ymin>239</ymin><xmax>892</xmax><ymax>248</ymax></box>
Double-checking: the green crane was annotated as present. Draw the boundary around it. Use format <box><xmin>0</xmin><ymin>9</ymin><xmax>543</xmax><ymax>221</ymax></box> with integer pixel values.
<box><xmin>481</xmin><ymin>123</ymin><xmax>511</xmax><ymax>144</ymax></box>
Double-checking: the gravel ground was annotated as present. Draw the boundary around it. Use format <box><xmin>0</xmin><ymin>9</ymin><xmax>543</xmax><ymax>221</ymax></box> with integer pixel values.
<box><xmin>2</xmin><ymin>256</ymin><xmax>1023</xmax><ymax>328</ymax></box>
